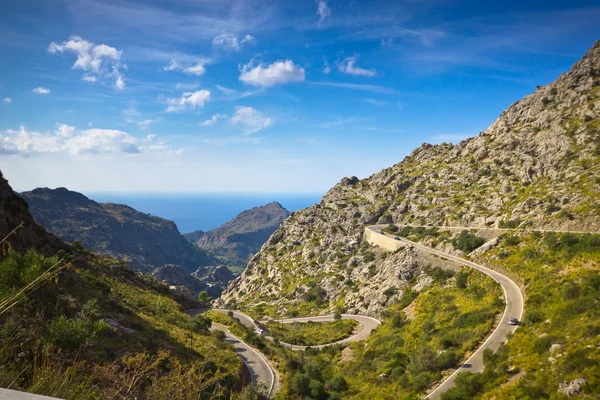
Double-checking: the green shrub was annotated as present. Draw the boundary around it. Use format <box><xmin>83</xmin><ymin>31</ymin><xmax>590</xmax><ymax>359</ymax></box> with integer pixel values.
<box><xmin>452</xmin><ymin>231</ymin><xmax>485</xmax><ymax>252</ymax></box>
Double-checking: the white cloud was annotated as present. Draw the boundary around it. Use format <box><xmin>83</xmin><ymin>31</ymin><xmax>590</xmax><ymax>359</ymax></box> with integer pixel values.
<box><xmin>0</xmin><ymin>125</ymin><xmax>143</xmax><ymax>156</ymax></box>
<box><xmin>365</xmin><ymin>98</ymin><xmax>388</xmax><ymax>106</ymax></box>
<box><xmin>239</xmin><ymin>59</ymin><xmax>305</xmax><ymax>87</ymax></box>
<box><xmin>138</xmin><ymin>119</ymin><xmax>159</xmax><ymax>129</ymax></box>
<box><xmin>48</xmin><ymin>36</ymin><xmax>125</xmax><ymax>89</ymax></box>
<box><xmin>164</xmin><ymin>60</ymin><xmax>181</xmax><ymax>71</ymax></box>
<box><xmin>200</xmin><ymin>114</ymin><xmax>227</xmax><ymax>127</ymax></box>
<box><xmin>230</xmin><ymin>106</ymin><xmax>273</xmax><ymax>134</ymax></box>
<box><xmin>32</xmin><ymin>87</ymin><xmax>51</xmax><ymax>94</ymax></box>
<box><xmin>212</xmin><ymin>33</ymin><xmax>255</xmax><ymax>51</ymax></box>
<box><xmin>317</xmin><ymin>1</ymin><xmax>331</xmax><ymax>25</ymax></box>
<box><xmin>56</xmin><ymin>124</ymin><xmax>75</xmax><ymax>137</ymax></box>
<box><xmin>166</xmin><ymin>90</ymin><xmax>211</xmax><ymax>112</ymax></box>
<box><xmin>323</xmin><ymin>57</ymin><xmax>331</xmax><ymax>74</ymax></box>
<box><xmin>163</xmin><ymin>60</ymin><xmax>207</xmax><ymax>76</ymax></box>
<box><xmin>113</xmin><ymin>67</ymin><xmax>125</xmax><ymax>90</ymax></box>
<box><xmin>3</xmin><ymin>97</ymin><xmax>12</xmax><ymax>103</ymax></box>
<box><xmin>339</xmin><ymin>55</ymin><xmax>376</xmax><ymax>77</ymax></box>
<box><xmin>183</xmin><ymin>63</ymin><xmax>206</xmax><ymax>76</ymax></box>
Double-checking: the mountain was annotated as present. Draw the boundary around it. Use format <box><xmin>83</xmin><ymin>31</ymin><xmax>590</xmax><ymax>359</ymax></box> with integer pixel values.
<box><xmin>217</xmin><ymin>41</ymin><xmax>600</xmax><ymax>315</ymax></box>
<box><xmin>185</xmin><ymin>201</ymin><xmax>290</xmax><ymax>268</ymax></box>
<box><xmin>20</xmin><ymin>187</ymin><xmax>216</xmax><ymax>273</ymax></box>
<box><xmin>0</xmin><ymin>171</ymin><xmax>244</xmax><ymax>398</ymax></box>
<box><xmin>151</xmin><ymin>264</ymin><xmax>234</xmax><ymax>298</ymax></box>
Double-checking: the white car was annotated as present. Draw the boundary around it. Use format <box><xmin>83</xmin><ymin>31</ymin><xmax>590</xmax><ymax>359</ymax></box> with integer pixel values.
<box><xmin>508</xmin><ymin>318</ymin><xmax>519</xmax><ymax>325</ymax></box>
<box><xmin>255</xmin><ymin>328</ymin><xmax>265</xmax><ymax>335</ymax></box>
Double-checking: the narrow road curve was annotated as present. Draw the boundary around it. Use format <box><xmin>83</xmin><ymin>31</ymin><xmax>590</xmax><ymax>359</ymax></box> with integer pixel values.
<box><xmin>188</xmin><ymin>309</ymin><xmax>275</xmax><ymax>398</ymax></box>
<box><xmin>258</xmin><ymin>314</ymin><xmax>381</xmax><ymax>350</ymax></box>
<box><xmin>367</xmin><ymin>225</ymin><xmax>524</xmax><ymax>400</ymax></box>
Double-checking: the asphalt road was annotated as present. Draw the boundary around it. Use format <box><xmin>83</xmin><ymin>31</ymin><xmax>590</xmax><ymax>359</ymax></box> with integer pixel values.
<box><xmin>189</xmin><ymin>309</ymin><xmax>275</xmax><ymax>398</ymax></box>
<box><xmin>368</xmin><ymin>225</ymin><xmax>524</xmax><ymax>399</ymax></box>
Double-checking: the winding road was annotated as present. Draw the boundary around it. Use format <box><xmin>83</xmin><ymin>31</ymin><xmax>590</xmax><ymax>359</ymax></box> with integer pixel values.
<box><xmin>205</xmin><ymin>223</ymin><xmax>529</xmax><ymax>399</ymax></box>
<box><xmin>367</xmin><ymin>225</ymin><xmax>524</xmax><ymax>399</ymax></box>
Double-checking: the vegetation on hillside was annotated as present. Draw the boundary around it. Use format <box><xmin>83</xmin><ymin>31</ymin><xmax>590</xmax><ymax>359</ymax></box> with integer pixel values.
<box><xmin>452</xmin><ymin>231</ymin><xmax>600</xmax><ymax>399</ymax></box>
<box><xmin>0</xmin><ymin>248</ymin><xmax>246</xmax><ymax>399</ymax></box>
<box><xmin>256</xmin><ymin>266</ymin><xmax>503</xmax><ymax>399</ymax></box>
<box><xmin>265</xmin><ymin>319</ymin><xmax>357</xmax><ymax>347</ymax></box>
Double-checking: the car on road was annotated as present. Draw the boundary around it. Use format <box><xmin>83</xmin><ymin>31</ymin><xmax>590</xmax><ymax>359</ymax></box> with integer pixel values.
<box><xmin>508</xmin><ymin>318</ymin><xmax>519</xmax><ymax>325</ymax></box>
<box><xmin>394</xmin><ymin>236</ymin><xmax>400</xmax><ymax>240</ymax></box>
<box><xmin>379</xmin><ymin>230</ymin><xmax>385</xmax><ymax>234</ymax></box>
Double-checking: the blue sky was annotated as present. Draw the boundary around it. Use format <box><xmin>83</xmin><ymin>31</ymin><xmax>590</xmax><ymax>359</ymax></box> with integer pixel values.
<box><xmin>1</xmin><ymin>0</ymin><xmax>599</xmax><ymax>193</ymax></box>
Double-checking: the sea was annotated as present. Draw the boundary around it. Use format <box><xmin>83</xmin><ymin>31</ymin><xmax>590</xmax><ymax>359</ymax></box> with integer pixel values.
<box><xmin>85</xmin><ymin>193</ymin><xmax>323</xmax><ymax>234</ymax></box>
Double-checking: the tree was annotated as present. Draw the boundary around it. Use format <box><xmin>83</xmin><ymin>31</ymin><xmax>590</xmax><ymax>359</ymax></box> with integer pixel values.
<box><xmin>325</xmin><ymin>375</ymin><xmax>348</xmax><ymax>392</ymax></box>
<box><xmin>309</xmin><ymin>379</ymin><xmax>326</xmax><ymax>399</ymax></box>
<box><xmin>198</xmin><ymin>291</ymin><xmax>212</xmax><ymax>304</ymax></box>
<box><xmin>455</xmin><ymin>272</ymin><xmax>468</xmax><ymax>289</ymax></box>
<box><xmin>191</xmin><ymin>314</ymin><xmax>211</xmax><ymax>335</ymax></box>
<box><xmin>291</xmin><ymin>373</ymin><xmax>311</xmax><ymax>396</ymax></box>
<box><xmin>333</xmin><ymin>311</ymin><xmax>342</xmax><ymax>321</ymax></box>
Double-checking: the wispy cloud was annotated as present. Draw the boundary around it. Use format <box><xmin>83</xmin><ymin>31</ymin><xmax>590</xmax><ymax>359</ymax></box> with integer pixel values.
<box><xmin>200</xmin><ymin>114</ymin><xmax>227</xmax><ymax>127</ymax></box>
<box><xmin>338</xmin><ymin>54</ymin><xmax>376</xmax><ymax>77</ymax></box>
<box><xmin>319</xmin><ymin>117</ymin><xmax>363</xmax><ymax>128</ymax></box>
<box><xmin>317</xmin><ymin>1</ymin><xmax>331</xmax><ymax>26</ymax></box>
<box><xmin>364</xmin><ymin>98</ymin><xmax>388</xmax><ymax>106</ymax></box>
<box><xmin>3</xmin><ymin>97</ymin><xmax>12</xmax><ymax>103</ymax></box>
<box><xmin>212</xmin><ymin>33</ymin><xmax>255</xmax><ymax>51</ymax></box>
<box><xmin>230</xmin><ymin>106</ymin><xmax>273</xmax><ymax>134</ymax></box>
<box><xmin>308</xmin><ymin>81</ymin><xmax>397</xmax><ymax>94</ymax></box>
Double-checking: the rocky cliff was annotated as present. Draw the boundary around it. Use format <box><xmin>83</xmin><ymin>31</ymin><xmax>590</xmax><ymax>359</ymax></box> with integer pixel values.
<box><xmin>217</xmin><ymin>41</ymin><xmax>600</xmax><ymax>315</ymax></box>
<box><xmin>185</xmin><ymin>201</ymin><xmax>289</xmax><ymax>267</ymax></box>
<box><xmin>20</xmin><ymin>187</ymin><xmax>217</xmax><ymax>273</ymax></box>
<box><xmin>0</xmin><ymin>173</ymin><xmax>68</xmax><ymax>259</ymax></box>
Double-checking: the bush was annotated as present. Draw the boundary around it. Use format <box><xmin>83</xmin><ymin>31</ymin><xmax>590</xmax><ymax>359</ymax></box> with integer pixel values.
<box><xmin>292</xmin><ymin>373</ymin><xmax>310</xmax><ymax>396</ymax></box>
<box><xmin>325</xmin><ymin>375</ymin><xmax>348</xmax><ymax>392</ymax></box>
<box><xmin>304</xmin><ymin>285</ymin><xmax>327</xmax><ymax>304</ymax></box>
<box><xmin>48</xmin><ymin>316</ymin><xmax>90</xmax><ymax>350</ymax></box>
<box><xmin>363</xmin><ymin>251</ymin><xmax>376</xmax><ymax>263</ymax></box>
<box><xmin>455</xmin><ymin>272</ymin><xmax>468</xmax><ymax>289</ymax></box>
<box><xmin>504</xmin><ymin>236</ymin><xmax>520</xmax><ymax>246</ymax></box>
<box><xmin>499</xmin><ymin>219</ymin><xmax>521</xmax><ymax>229</ymax></box>
<box><xmin>452</xmin><ymin>231</ymin><xmax>485</xmax><ymax>252</ymax></box>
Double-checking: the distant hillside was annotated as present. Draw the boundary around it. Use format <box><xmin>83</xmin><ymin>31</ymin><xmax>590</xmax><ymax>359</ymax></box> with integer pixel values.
<box><xmin>20</xmin><ymin>187</ymin><xmax>216</xmax><ymax>273</ymax></box>
<box><xmin>185</xmin><ymin>201</ymin><xmax>289</xmax><ymax>267</ymax></box>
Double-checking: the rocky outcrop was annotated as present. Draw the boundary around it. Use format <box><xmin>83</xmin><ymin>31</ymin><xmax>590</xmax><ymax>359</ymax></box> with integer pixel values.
<box><xmin>0</xmin><ymin>172</ymin><xmax>67</xmax><ymax>259</ymax></box>
<box><xmin>186</xmin><ymin>202</ymin><xmax>289</xmax><ymax>267</ymax></box>
<box><xmin>20</xmin><ymin>188</ymin><xmax>217</xmax><ymax>273</ymax></box>
<box><xmin>558</xmin><ymin>378</ymin><xmax>587</xmax><ymax>396</ymax></box>
<box><xmin>217</xmin><ymin>41</ymin><xmax>600</xmax><ymax>315</ymax></box>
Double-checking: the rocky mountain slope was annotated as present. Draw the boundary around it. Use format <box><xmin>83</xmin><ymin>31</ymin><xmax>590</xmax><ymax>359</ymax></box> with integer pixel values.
<box><xmin>20</xmin><ymin>187</ymin><xmax>216</xmax><ymax>273</ymax></box>
<box><xmin>151</xmin><ymin>263</ymin><xmax>234</xmax><ymax>298</ymax></box>
<box><xmin>217</xmin><ymin>41</ymin><xmax>600</xmax><ymax>316</ymax></box>
<box><xmin>185</xmin><ymin>202</ymin><xmax>289</xmax><ymax>267</ymax></box>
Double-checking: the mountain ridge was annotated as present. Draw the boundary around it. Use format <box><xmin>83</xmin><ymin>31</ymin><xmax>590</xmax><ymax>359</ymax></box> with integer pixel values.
<box><xmin>19</xmin><ymin>187</ymin><xmax>217</xmax><ymax>273</ymax></box>
<box><xmin>185</xmin><ymin>201</ymin><xmax>290</xmax><ymax>268</ymax></box>
<box><xmin>217</xmin><ymin>40</ymin><xmax>600</xmax><ymax>315</ymax></box>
